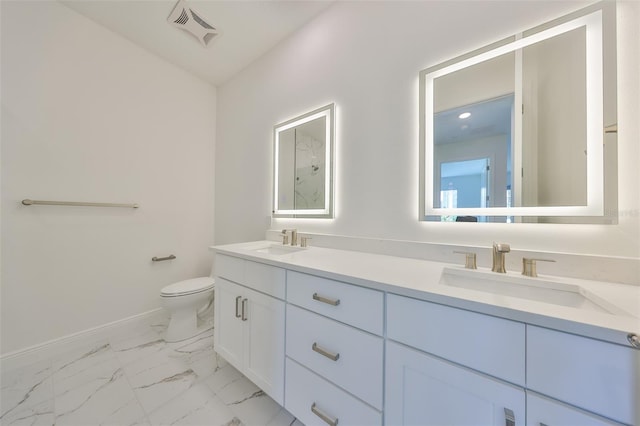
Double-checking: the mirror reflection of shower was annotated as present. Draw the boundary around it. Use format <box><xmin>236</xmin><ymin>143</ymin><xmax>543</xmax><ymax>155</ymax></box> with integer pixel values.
<box><xmin>277</xmin><ymin>117</ymin><xmax>326</xmax><ymax>210</ymax></box>
<box><xmin>273</xmin><ymin>103</ymin><xmax>334</xmax><ymax>218</ymax></box>
<box><xmin>292</xmin><ymin>123</ymin><xmax>325</xmax><ymax>209</ymax></box>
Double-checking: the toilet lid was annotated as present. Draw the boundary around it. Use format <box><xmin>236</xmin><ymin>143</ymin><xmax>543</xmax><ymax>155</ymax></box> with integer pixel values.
<box><xmin>161</xmin><ymin>277</ymin><xmax>215</xmax><ymax>297</ymax></box>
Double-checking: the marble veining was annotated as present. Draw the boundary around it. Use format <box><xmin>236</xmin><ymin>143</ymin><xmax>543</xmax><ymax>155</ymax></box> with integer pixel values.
<box><xmin>0</xmin><ymin>315</ymin><xmax>301</xmax><ymax>426</ymax></box>
<box><xmin>1</xmin><ymin>360</ymin><xmax>53</xmax><ymax>424</ymax></box>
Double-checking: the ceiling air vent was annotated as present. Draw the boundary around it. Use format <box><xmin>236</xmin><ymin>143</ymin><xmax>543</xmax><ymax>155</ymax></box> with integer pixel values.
<box><xmin>167</xmin><ymin>0</ymin><xmax>219</xmax><ymax>47</ymax></box>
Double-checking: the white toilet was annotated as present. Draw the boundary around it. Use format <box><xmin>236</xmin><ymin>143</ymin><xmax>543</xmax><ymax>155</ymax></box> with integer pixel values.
<box><xmin>160</xmin><ymin>277</ymin><xmax>215</xmax><ymax>342</ymax></box>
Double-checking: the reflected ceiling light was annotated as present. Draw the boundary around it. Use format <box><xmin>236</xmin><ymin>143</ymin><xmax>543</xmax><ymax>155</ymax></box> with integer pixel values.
<box><xmin>458</xmin><ymin>112</ymin><xmax>471</xmax><ymax>119</ymax></box>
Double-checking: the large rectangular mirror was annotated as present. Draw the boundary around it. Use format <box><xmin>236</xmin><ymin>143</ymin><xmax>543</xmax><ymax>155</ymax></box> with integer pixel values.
<box><xmin>273</xmin><ymin>103</ymin><xmax>335</xmax><ymax>218</ymax></box>
<box><xmin>419</xmin><ymin>2</ymin><xmax>617</xmax><ymax>223</ymax></box>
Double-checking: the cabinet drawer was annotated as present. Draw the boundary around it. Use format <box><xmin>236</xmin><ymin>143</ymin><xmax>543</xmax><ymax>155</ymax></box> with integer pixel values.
<box><xmin>285</xmin><ymin>358</ymin><xmax>381</xmax><ymax>426</ymax></box>
<box><xmin>387</xmin><ymin>294</ymin><xmax>525</xmax><ymax>385</ymax></box>
<box><xmin>527</xmin><ymin>326</ymin><xmax>639</xmax><ymax>425</ymax></box>
<box><xmin>286</xmin><ymin>271</ymin><xmax>384</xmax><ymax>335</ymax></box>
<box><xmin>527</xmin><ymin>392</ymin><xmax>623</xmax><ymax>426</ymax></box>
<box><xmin>215</xmin><ymin>254</ymin><xmax>244</xmax><ymax>284</ymax></box>
<box><xmin>286</xmin><ymin>304</ymin><xmax>383</xmax><ymax>409</ymax></box>
<box><xmin>215</xmin><ymin>254</ymin><xmax>285</xmax><ymax>299</ymax></box>
<box><xmin>245</xmin><ymin>260</ymin><xmax>285</xmax><ymax>299</ymax></box>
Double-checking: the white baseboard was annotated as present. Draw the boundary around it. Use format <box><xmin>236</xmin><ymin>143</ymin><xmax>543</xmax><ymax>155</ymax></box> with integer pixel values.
<box><xmin>0</xmin><ymin>308</ymin><xmax>166</xmax><ymax>370</ymax></box>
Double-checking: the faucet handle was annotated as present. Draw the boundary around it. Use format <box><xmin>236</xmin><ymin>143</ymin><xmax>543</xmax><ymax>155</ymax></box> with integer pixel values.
<box><xmin>493</xmin><ymin>242</ymin><xmax>511</xmax><ymax>253</ymax></box>
<box><xmin>281</xmin><ymin>233</ymin><xmax>289</xmax><ymax>245</ymax></box>
<box><xmin>300</xmin><ymin>236</ymin><xmax>312</xmax><ymax>248</ymax></box>
<box><xmin>453</xmin><ymin>251</ymin><xmax>477</xmax><ymax>269</ymax></box>
<box><xmin>522</xmin><ymin>258</ymin><xmax>556</xmax><ymax>277</ymax></box>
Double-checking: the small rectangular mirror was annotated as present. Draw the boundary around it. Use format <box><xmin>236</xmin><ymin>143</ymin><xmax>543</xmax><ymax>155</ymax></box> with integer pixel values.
<box><xmin>273</xmin><ymin>103</ymin><xmax>335</xmax><ymax>218</ymax></box>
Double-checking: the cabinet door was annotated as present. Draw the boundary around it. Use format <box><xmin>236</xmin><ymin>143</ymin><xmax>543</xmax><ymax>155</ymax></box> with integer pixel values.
<box><xmin>243</xmin><ymin>287</ymin><xmax>285</xmax><ymax>405</ymax></box>
<box><xmin>385</xmin><ymin>341</ymin><xmax>525</xmax><ymax>426</ymax></box>
<box><xmin>527</xmin><ymin>393</ymin><xmax>622</xmax><ymax>426</ymax></box>
<box><xmin>527</xmin><ymin>326</ymin><xmax>638</xmax><ymax>425</ymax></box>
<box><xmin>214</xmin><ymin>278</ymin><xmax>244</xmax><ymax>372</ymax></box>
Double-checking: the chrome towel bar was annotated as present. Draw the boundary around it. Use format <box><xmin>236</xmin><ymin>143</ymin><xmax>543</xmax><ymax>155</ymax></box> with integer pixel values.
<box><xmin>22</xmin><ymin>199</ymin><xmax>139</xmax><ymax>209</ymax></box>
<box><xmin>152</xmin><ymin>255</ymin><xmax>176</xmax><ymax>262</ymax></box>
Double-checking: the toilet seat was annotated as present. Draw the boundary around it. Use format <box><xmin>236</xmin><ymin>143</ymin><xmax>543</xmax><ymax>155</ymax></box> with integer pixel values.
<box><xmin>161</xmin><ymin>277</ymin><xmax>214</xmax><ymax>297</ymax></box>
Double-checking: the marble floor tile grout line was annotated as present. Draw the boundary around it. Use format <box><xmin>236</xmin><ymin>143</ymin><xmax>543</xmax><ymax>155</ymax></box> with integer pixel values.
<box><xmin>116</xmin><ymin>345</ymin><xmax>153</xmax><ymax>426</ymax></box>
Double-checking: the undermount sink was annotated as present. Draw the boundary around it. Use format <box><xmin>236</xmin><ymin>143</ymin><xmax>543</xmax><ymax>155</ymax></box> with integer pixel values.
<box><xmin>439</xmin><ymin>267</ymin><xmax>628</xmax><ymax>316</ymax></box>
<box><xmin>252</xmin><ymin>244</ymin><xmax>307</xmax><ymax>256</ymax></box>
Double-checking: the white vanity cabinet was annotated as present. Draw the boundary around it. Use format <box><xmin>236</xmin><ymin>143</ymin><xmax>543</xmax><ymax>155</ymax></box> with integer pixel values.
<box><xmin>212</xmin><ymin>245</ymin><xmax>639</xmax><ymax>426</ymax></box>
<box><xmin>386</xmin><ymin>294</ymin><xmax>637</xmax><ymax>426</ymax></box>
<box><xmin>386</xmin><ymin>294</ymin><xmax>526</xmax><ymax>425</ymax></box>
<box><xmin>285</xmin><ymin>271</ymin><xmax>384</xmax><ymax>425</ymax></box>
<box><xmin>214</xmin><ymin>254</ymin><xmax>286</xmax><ymax>405</ymax></box>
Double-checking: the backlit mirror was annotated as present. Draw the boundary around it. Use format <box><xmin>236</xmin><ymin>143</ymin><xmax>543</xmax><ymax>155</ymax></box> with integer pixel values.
<box><xmin>419</xmin><ymin>2</ymin><xmax>617</xmax><ymax>223</ymax></box>
<box><xmin>273</xmin><ymin>103</ymin><xmax>335</xmax><ymax>218</ymax></box>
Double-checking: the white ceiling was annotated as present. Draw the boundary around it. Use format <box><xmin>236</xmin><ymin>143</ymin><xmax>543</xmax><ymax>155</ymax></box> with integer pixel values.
<box><xmin>61</xmin><ymin>0</ymin><xmax>334</xmax><ymax>86</ymax></box>
<box><xmin>434</xmin><ymin>95</ymin><xmax>514</xmax><ymax>146</ymax></box>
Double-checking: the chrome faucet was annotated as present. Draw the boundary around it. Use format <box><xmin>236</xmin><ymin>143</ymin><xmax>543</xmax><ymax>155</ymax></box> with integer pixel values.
<box><xmin>281</xmin><ymin>229</ymin><xmax>298</xmax><ymax>246</ymax></box>
<box><xmin>492</xmin><ymin>242</ymin><xmax>510</xmax><ymax>273</ymax></box>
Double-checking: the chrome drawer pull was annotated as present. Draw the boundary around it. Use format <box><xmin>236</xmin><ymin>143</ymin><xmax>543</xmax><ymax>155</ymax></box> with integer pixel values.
<box><xmin>312</xmin><ymin>292</ymin><xmax>340</xmax><ymax>306</ymax></box>
<box><xmin>152</xmin><ymin>254</ymin><xmax>176</xmax><ymax>262</ymax></box>
<box><xmin>504</xmin><ymin>408</ymin><xmax>515</xmax><ymax>426</ymax></box>
<box><xmin>312</xmin><ymin>342</ymin><xmax>340</xmax><ymax>361</ymax></box>
<box><xmin>235</xmin><ymin>296</ymin><xmax>242</xmax><ymax>318</ymax></box>
<box><xmin>241</xmin><ymin>298</ymin><xmax>248</xmax><ymax>321</ymax></box>
<box><xmin>627</xmin><ymin>333</ymin><xmax>640</xmax><ymax>348</ymax></box>
<box><xmin>311</xmin><ymin>402</ymin><xmax>338</xmax><ymax>426</ymax></box>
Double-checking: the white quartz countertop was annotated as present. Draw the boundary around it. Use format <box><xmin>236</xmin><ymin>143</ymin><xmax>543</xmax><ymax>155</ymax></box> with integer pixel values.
<box><xmin>211</xmin><ymin>241</ymin><xmax>640</xmax><ymax>347</ymax></box>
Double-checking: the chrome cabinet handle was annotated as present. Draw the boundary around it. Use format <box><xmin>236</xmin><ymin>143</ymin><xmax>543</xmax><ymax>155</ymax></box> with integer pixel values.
<box><xmin>312</xmin><ymin>342</ymin><xmax>340</xmax><ymax>361</ymax></box>
<box><xmin>235</xmin><ymin>296</ymin><xmax>242</xmax><ymax>318</ymax></box>
<box><xmin>312</xmin><ymin>292</ymin><xmax>340</xmax><ymax>306</ymax></box>
<box><xmin>504</xmin><ymin>408</ymin><xmax>515</xmax><ymax>426</ymax></box>
<box><xmin>628</xmin><ymin>333</ymin><xmax>640</xmax><ymax>348</ymax></box>
<box><xmin>152</xmin><ymin>255</ymin><xmax>176</xmax><ymax>262</ymax></box>
<box><xmin>311</xmin><ymin>402</ymin><xmax>338</xmax><ymax>426</ymax></box>
<box><xmin>241</xmin><ymin>298</ymin><xmax>248</xmax><ymax>321</ymax></box>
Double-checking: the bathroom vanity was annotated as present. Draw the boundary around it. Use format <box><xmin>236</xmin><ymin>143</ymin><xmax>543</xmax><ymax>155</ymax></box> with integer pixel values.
<box><xmin>212</xmin><ymin>241</ymin><xmax>639</xmax><ymax>426</ymax></box>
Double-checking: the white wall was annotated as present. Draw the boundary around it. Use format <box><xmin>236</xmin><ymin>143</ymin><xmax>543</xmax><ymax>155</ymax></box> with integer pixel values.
<box><xmin>1</xmin><ymin>1</ymin><xmax>216</xmax><ymax>355</ymax></box>
<box><xmin>215</xmin><ymin>1</ymin><xmax>640</xmax><ymax>258</ymax></box>
<box><xmin>523</xmin><ymin>27</ymin><xmax>587</xmax><ymax>207</ymax></box>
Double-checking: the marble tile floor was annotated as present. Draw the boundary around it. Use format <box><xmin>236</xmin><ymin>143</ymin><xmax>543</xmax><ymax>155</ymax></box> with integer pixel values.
<box><xmin>0</xmin><ymin>316</ymin><xmax>302</xmax><ymax>426</ymax></box>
